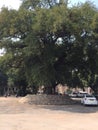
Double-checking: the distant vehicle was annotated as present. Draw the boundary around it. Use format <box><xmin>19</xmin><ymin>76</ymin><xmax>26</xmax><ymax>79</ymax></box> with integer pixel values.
<box><xmin>69</xmin><ymin>92</ymin><xmax>78</xmax><ymax>97</ymax></box>
<box><xmin>77</xmin><ymin>91</ymin><xmax>88</xmax><ymax>98</ymax></box>
<box><xmin>81</xmin><ymin>94</ymin><xmax>98</xmax><ymax>106</ymax></box>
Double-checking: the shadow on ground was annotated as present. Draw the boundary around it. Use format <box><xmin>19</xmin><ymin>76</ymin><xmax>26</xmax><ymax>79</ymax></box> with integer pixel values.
<box><xmin>0</xmin><ymin>97</ymin><xmax>98</xmax><ymax>114</ymax></box>
<box><xmin>40</xmin><ymin>104</ymin><xmax>98</xmax><ymax>114</ymax></box>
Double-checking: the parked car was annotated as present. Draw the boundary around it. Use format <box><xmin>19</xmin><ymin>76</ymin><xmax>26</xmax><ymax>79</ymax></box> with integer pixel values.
<box><xmin>81</xmin><ymin>94</ymin><xmax>98</xmax><ymax>106</ymax></box>
<box><xmin>69</xmin><ymin>92</ymin><xmax>78</xmax><ymax>97</ymax></box>
<box><xmin>77</xmin><ymin>91</ymin><xmax>88</xmax><ymax>98</ymax></box>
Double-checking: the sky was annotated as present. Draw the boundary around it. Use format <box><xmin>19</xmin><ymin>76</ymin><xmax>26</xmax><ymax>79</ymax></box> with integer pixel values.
<box><xmin>70</xmin><ymin>0</ymin><xmax>98</xmax><ymax>7</ymax></box>
<box><xmin>0</xmin><ymin>0</ymin><xmax>98</xmax><ymax>10</ymax></box>
<box><xmin>0</xmin><ymin>0</ymin><xmax>22</xmax><ymax>10</ymax></box>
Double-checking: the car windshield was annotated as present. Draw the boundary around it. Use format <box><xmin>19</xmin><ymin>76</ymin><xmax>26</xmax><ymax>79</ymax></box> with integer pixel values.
<box><xmin>86</xmin><ymin>95</ymin><xmax>94</xmax><ymax>98</ymax></box>
<box><xmin>79</xmin><ymin>92</ymin><xmax>87</xmax><ymax>94</ymax></box>
<box><xmin>73</xmin><ymin>92</ymin><xmax>77</xmax><ymax>94</ymax></box>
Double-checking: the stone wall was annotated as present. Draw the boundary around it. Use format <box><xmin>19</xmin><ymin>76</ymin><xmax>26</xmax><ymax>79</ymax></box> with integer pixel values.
<box><xmin>19</xmin><ymin>94</ymin><xmax>78</xmax><ymax>105</ymax></box>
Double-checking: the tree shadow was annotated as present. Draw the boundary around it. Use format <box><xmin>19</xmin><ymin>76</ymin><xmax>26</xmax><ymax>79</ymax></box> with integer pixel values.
<box><xmin>40</xmin><ymin>104</ymin><xmax>98</xmax><ymax>114</ymax></box>
<box><xmin>0</xmin><ymin>97</ymin><xmax>98</xmax><ymax>114</ymax></box>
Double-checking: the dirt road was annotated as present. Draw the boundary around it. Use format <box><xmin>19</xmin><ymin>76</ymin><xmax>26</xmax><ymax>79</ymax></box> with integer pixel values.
<box><xmin>0</xmin><ymin>97</ymin><xmax>98</xmax><ymax>130</ymax></box>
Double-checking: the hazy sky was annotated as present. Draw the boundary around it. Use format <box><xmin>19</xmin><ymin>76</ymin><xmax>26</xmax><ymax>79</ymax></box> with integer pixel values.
<box><xmin>70</xmin><ymin>0</ymin><xmax>98</xmax><ymax>7</ymax></box>
<box><xmin>0</xmin><ymin>0</ymin><xmax>98</xmax><ymax>10</ymax></box>
<box><xmin>0</xmin><ymin>0</ymin><xmax>22</xmax><ymax>10</ymax></box>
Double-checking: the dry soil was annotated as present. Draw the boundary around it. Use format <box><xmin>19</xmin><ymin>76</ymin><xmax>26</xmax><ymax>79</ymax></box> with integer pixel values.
<box><xmin>0</xmin><ymin>97</ymin><xmax>98</xmax><ymax>130</ymax></box>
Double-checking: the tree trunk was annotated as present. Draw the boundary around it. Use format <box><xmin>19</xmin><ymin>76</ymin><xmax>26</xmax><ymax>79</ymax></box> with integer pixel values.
<box><xmin>44</xmin><ymin>86</ymin><xmax>53</xmax><ymax>94</ymax></box>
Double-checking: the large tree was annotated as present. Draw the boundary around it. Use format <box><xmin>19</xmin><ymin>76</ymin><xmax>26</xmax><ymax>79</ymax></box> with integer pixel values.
<box><xmin>0</xmin><ymin>0</ymin><xmax>98</xmax><ymax>94</ymax></box>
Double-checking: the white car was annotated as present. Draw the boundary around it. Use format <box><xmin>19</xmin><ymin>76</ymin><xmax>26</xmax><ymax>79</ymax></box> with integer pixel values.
<box><xmin>81</xmin><ymin>94</ymin><xmax>98</xmax><ymax>106</ymax></box>
<box><xmin>69</xmin><ymin>92</ymin><xmax>78</xmax><ymax>97</ymax></box>
<box><xmin>77</xmin><ymin>91</ymin><xmax>88</xmax><ymax>97</ymax></box>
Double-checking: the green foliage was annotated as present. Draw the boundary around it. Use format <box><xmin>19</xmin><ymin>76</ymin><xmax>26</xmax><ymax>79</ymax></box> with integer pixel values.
<box><xmin>0</xmin><ymin>0</ymin><xmax>98</xmax><ymax>94</ymax></box>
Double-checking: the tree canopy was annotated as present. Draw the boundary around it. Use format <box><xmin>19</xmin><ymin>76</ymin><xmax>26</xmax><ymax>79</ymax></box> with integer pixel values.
<box><xmin>0</xmin><ymin>0</ymin><xmax>98</xmax><ymax>95</ymax></box>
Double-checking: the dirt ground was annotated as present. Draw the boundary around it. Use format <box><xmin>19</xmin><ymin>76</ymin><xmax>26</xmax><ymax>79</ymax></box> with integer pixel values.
<box><xmin>0</xmin><ymin>97</ymin><xmax>98</xmax><ymax>130</ymax></box>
